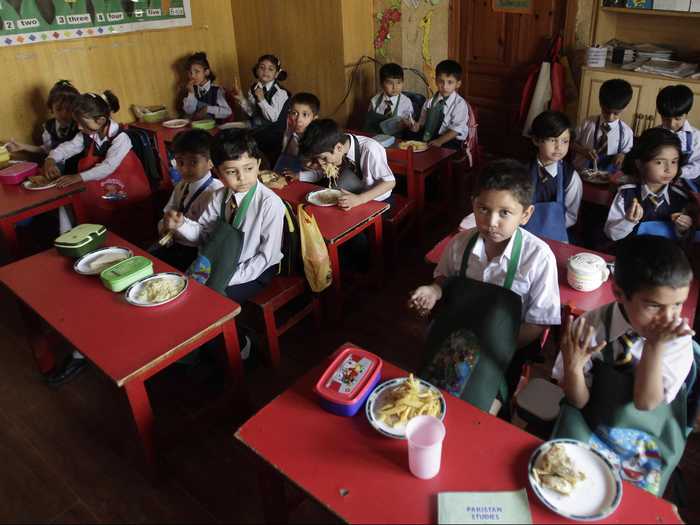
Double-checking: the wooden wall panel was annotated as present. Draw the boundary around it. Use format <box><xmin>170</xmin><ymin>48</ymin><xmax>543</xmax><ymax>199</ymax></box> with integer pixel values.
<box><xmin>0</xmin><ymin>0</ymin><xmax>239</xmax><ymax>144</ymax></box>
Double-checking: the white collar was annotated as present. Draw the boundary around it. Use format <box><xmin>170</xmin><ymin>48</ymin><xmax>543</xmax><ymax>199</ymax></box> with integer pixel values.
<box><xmin>382</xmin><ymin>93</ymin><xmax>399</xmax><ymax>103</ymax></box>
<box><xmin>641</xmin><ymin>183</ymin><xmax>670</xmax><ymax>204</ymax></box>
<box><xmin>679</xmin><ymin>120</ymin><xmax>693</xmax><ymax>133</ymax></box>
<box><xmin>599</xmin><ymin>116</ymin><xmax>619</xmax><ymax>128</ymax></box>
<box><xmin>608</xmin><ymin>303</ymin><xmax>635</xmax><ymax>341</ymax></box>
<box><xmin>197</xmin><ymin>80</ymin><xmax>212</xmax><ymax>93</ymax></box>
<box><xmin>186</xmin><ymin>172</ymin><xmax>213</xmax><ymax>193</ymax></box>
<box><xmin>91</xmin><ymin>119</ymin><xmax>119</xmax><ymax>142</ymax></box>
<box><xmin>346</xmin><ymin>134</ymin><xmax>358</xmax><ymax>163</ymax></box>
<box><xmin>437</xmin><ymin>91</ymin><xmax>457</xmax><ymax>106</ymax></box>
<box><xmin>537</xmin><ymin>158</ymin><xmax>560</xmax><ymax>177</ymax></box>
<box><xmin>255</xmin><ymin>80</ymin><xmax>275</xmax><ymax>91</ymax></box>
<box><xmin>471</xmin><ymin>228</ymin><xmax>519</xmax><ymax>264</ymax></box>
<box><xmin>227</xmin><ymin>183</ymin><xmax>258</xmax><ymax>205</ymax></box>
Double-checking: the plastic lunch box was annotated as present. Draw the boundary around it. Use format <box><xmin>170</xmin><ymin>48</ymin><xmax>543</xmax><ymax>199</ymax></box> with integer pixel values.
<box><xmin>54</xmin><ymin>224</ymin><xmax>107</xmax><ymax>258</ymax></box>
<box><xmin>100</xmin><ymin>256</ymin><xmax>154</xmax><ymax>292</ymax></box>
<box><xmin>315</xmin><ymin>346</ymin><xmax>382</xmax><ymax>416</ymax></box>
<box><xmin>0</xmin><ymin>161</ymin><xmax>38</xmax><ymax>185</ymax></box>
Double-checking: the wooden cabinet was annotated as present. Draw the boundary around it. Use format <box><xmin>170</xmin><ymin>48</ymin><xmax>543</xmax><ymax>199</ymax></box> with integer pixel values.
<box><xmin>578</xmin><ymin>66</ymin><xmax>700</xmax><ymax>135</ymax></box>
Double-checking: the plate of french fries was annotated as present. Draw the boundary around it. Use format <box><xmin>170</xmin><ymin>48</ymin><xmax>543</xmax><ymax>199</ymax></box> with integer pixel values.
<box><xmin>365</xmin><ymin>374</ymin><xmax>446</xmax><ymax>439</ymax></box>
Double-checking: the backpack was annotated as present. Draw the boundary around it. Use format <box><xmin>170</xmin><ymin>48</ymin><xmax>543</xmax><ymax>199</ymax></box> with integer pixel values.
<box><xmin>123</xmin><ymin>126</ymin><xmax>163</xmax><ymax>190</ymax></box>
<box><xmin>277</xmin><ymin>199</ymin><xmax>302</xmax><ymax>276</ymax></box>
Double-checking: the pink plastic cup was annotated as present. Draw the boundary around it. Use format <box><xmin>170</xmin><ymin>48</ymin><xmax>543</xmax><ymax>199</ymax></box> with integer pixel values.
<box><xmin>405</xmin><ymin>415</ymin><xmax>446</xmax><ymax>479</ymax></box>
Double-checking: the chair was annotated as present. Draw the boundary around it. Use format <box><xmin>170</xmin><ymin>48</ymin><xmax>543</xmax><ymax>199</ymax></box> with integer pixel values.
<box><xmin>250</xmin><ymin>275</ymin><xmax>321</xmax><ymax>368</ymax></box>
<box><xmin>385</xmin><ymin>147</ymin><xmax>418</xmax><ymax>258</ymax></box>
<box><xmin>402</xmin><ymin>91</ymin><xmax>426</xmax><ymax>121</ymax></box>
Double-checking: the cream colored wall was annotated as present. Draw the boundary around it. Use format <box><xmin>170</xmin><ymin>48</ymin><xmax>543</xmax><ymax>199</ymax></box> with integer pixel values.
<box><xmin>1</xmin><ymin>0</ymin><xmax>239</xmax><ymax>144</ymax></box>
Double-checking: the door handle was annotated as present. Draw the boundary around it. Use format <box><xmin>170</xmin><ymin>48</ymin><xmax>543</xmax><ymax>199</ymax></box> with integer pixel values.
<box><xmin>646</xmin><ymin>114</ymin><xmax>654</xmax><ymax>132</ymax></box>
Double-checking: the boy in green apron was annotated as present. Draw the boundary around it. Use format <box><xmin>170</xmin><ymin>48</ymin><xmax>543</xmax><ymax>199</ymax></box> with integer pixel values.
<box><xmin>363</xmin><ymin>62</ymin><xmax>414</xmax><ymax>136</ymax></box>
<box><xmin>410</xmin><ymin>159</ymin><xmax>561</xmax><ymax>413</ymax></box>
<box><xmin>552</xmin><ymin>235</ymin><xmax>698</xmax><ymax>496</ymax></box>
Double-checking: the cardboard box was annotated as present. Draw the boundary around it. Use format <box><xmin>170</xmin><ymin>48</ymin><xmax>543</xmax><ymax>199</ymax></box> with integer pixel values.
<box><xmin>653</xmin><ymin>0</ymin><xmax>690</xmax><ymax>10</ymax></box>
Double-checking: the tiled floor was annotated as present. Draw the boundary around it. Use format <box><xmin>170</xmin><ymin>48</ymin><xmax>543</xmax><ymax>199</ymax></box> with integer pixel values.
<box><xmin>1</xmin><ymin>210</ymin><xmax>699</xmax><ymax>523</ymax></box>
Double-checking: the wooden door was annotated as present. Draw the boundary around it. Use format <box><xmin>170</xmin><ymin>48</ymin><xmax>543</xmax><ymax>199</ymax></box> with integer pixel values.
<box><xmin>579</xmin><ymin>69</ymin><xmax>645</xmax><ymax>134</ymax></box>
<box><xmin>452</xmin><ymin>0</ymin><xmax>569</xmax><ymax>156</ymax></box>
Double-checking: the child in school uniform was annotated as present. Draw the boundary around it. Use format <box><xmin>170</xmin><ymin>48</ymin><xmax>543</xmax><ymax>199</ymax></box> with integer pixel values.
<box><xmin>574</xmin><ymin>79</ymin><xmax>634</xmax><ymax>172</ymax></box>
<box><xmin>298</xmin><ymin>118</ymin><xmax>396</xmax><ymax>209</ymax></box>
<box><xmin>410</xmin><ymin>159</ymin><xmax>560</xmax><ymax>413</ymax></box>
<box><xmin>182</xmin><ymin>52</ymin><xmax>232</xmax><ymax>122</ymax></box>
<box><xmin>363</xmin><ymin>62</ymin><xmax>415</xmax><ymax>136</ymax></box>
<box><xmin>43</xmin><ymin>91</ymin><xmax>151</xmax><ymax>234</ymax></box>
<box><xmin>274</xmin><ymin>92</ymin><xmax>320</xmax><ymax>178</ymax></box>
<box><xmin>657</xmin><ymin>84</ymin><xmax>700</xmax><ymax>191</ymax></box>
<box><xmin>151</xmin><ymin>129</ymin><xmax>223</xmax><ymax>271</ymax></box>
<box><xmin>551</xmin><ymin>235</ymin><xmax>698</xmax><ymax>496</ymax></box>
<box><xmin>408</xmin><ymin>59</ymin><xmax>469</xmax><ymax>150</ymax></box>
<box><xmin>605</xmin><ymin>127</ymin><xmax>694</xmax><ymax>242</ymax></box>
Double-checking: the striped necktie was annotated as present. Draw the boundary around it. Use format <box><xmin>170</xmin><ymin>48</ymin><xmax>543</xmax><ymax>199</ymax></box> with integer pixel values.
<box><xmin>178</xmin><ymin>183</ymin><xmax>191</xmax><ymax>212</ymax></box>
<box><xmin>616</xmin><ymin>331</ymin><xmax>640</xmax><ymax>365</ymax></box>
<box><xmin>384</xmin><ymin>98</ymin><xmax>393</xmax><ymax>116</ymax></box>
<box><xmin>597</xmin><ymin>121</ymin><xmax>611</xmax><ymax>154</ymax></box>
<box><xmin>538</xmin><ymin>165</ymin><xmax>551</xmax><ymax>184</ymax></box>
<box><xmin>646</xmin><ymin>193</ymin><xmax>662</xmax><ymax>210</ymax></box>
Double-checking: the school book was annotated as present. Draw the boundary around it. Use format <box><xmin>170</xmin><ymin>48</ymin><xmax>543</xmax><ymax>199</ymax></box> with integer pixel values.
<box><xmin>438</xmin><ymin>489</ymin><xmax>533</xmax><ymax>524</ymax></box>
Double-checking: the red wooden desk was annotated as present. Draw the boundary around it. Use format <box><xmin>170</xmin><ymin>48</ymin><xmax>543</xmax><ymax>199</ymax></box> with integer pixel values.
<box><xmin>425</xmin><ymin>234</ymin><xmax>699</xmax><ymax>322</ymax></box>
<box><xmin>236</xmin><ymin>350</ymin><xmax>682</xmax><ymax>524</ymax></box>
<box><xmin>273</xmin><ymin>181</ymin><xmax>389</xmax><ymax>307</ymax></box>
<box><xmin>0</xmin><ymin>182</ymin><xmax>87</xmax><ymax>259</ymax></box>
<box><xmin>0</xmin><ymin>232</ymin><xmax>243</xmax><ymax>468</ymax></box>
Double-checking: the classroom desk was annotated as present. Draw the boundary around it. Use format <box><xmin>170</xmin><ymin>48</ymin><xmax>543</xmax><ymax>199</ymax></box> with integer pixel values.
<box><xmin>273</xmin><ymin>181</ymin><xmax>389</xmax><ymax>313</ymax></box>
<box><xmin>424</xmin><ymin>234</ymin><xmax>699</xmax><ymax>322</ymax></box>
<box><xmin>0</xmin><ymin>232</ymin><xmax>243</xmax><ymax>469</ymax></box>
<box><xmin>235</xmin><ymin>347</ymin><xmax>682</xmax><ymax>525</ymax></box>
<box><xmin>0</xmin><ymin>182</ymin><xmax>87</xmax><ymax>259</ymax></box>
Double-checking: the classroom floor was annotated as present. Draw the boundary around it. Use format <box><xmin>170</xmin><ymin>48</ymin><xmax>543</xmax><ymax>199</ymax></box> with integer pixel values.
<box><xmin>1</xmin><ymin>199</ymin><xmax>699</xmax><ymax>523</ymax></box>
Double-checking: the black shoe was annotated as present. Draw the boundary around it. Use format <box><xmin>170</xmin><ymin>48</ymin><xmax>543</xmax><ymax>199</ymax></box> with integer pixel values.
<box><xmin>46</xmin><ymin>356</ymin><xmax>87</xmax><ymax>387</ymax></box>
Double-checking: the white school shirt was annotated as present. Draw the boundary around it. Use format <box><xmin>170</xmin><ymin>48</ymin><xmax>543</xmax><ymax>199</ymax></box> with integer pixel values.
<box><xmin>552</xmin><ymin>302</ymin><xmax>693</xmax><ymax>404</ymax></box>
<box><xmin>239</xmin><ymin>80</ymin><xmax>289</xmax><ymax>123</ymax></box>
<box><xmin>158</xmin><ymin>173</ymin><xmax>223</xmax><ymax>246</ymax></box>
<box><xmin>574</xmin><ymin>116</ymin><xmax>633</xmax><ymax>171</ymax></box>
<box><xmin>669</xmin><ymin>121</ymin><xmax>700</xmax><ymax>182</ymax></box>
<box><xmin>175</xmin><ymin>183</ymin><xmax>285</xmax><ymax>285</ymax></box>
<box><xmin>48</xmin><ymin>120</ymin><xmax>131</xmax><ymax>182</ymax></box>
<box><xmin>417</xmin><ymin>91</ymin><xmax>470</xmax><ymax>142</ymax></box>
<box><xmin>301</xmin><ymin>135</ymin><xmax>396</xmax><ymax>201</ymax></box>
<box><xmin>280</xmin><ymin>127</ymin><xmax>319</xmax><ymax>182</ymax></box>
<box><xmin>604</xmin><ymin>183</ymin><xmax>687</xmax><ymax>241</ymax></box>
<box><xmin>182</xmin><ymin>80</ymin><xmax>232</xmax><ymax>120</ymax></box>
<box><xmin>368</xmin><ymin>92</ymin><xmax>414</xmax><ymax>119</ymax></box>
<box><xmin>433</xmin><ymin>227</ymin><xmax>561</xmax><ymax>326</ymax></box>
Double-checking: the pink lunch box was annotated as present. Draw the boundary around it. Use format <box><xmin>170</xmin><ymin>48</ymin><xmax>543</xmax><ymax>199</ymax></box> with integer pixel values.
<box><xmin>0</xmin><ymin>161</ymin><xmax>39</xmax><ymax>185</ymax></box>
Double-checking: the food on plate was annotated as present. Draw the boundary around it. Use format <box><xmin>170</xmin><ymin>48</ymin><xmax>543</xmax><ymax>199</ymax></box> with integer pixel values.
<box><xmin>323</xmin><ymin>163</ymin><xmax>339</xmax><ymax>188</ymax></box>
<box><xmin>532</xmin><ymin>443</ymin><xmax>586</xmax><ymax>496</ymax></box>
<box><xmin>258</xmin><ymin>170</ymin><xmax>287</xmax><ymax>189</ymax></box>
<box><xmin>399</xmin><ymin>140</ymin><xmax>428</xmax><ymax>151</ymax></box>
<box><xmin>315</xmin><ymin>189</ymin><xmax>339</xmax><ymax>205</ymax></box>
<box><xmin>581</xmin><ymin>169</ymin><xmax>609</xmax><ymax>184</ymax></box>
<box><xmin>377</xmin><ymin>374</ymin><xmax>441</xmax><ymax>427</ymax></box>
<box><xmin>28</xmin><ymin>174</ymin><xmax>53</xmax><ymax>186</ymax></box>
<box><xmin>136</xmin><ymin>277</ymin><xmax>185</xmax><ymax>303</ymax></box>
<box><xmin>88</xmin><ymin>252</ymin><xmax>129</xmax><ymax>272</ymax></box>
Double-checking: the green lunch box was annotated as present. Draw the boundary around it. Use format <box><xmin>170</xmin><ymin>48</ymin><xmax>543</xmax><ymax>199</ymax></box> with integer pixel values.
<box><xmin>100</xmin><ymin>256</ymin><xmax>154</xmax><ymax>292</ymax></box>
<box><xmin>54</xmin><ymin>224</ymin><xmax>107</xmax><ymax>258</ymax></box>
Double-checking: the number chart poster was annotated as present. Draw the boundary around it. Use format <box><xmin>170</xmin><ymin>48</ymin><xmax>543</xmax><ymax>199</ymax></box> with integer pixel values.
<box><xmin>0</xmin><ymin>0</ymin><xmax>191</xmax><ymax>47</ymax></box>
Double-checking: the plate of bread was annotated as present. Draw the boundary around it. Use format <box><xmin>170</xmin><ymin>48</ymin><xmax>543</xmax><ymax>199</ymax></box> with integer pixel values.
<box><xmin>74</xmin><ymin>246</ymin><xmax>133</xmax><ymax>275</ymax></box>
<box><xmin>22</xmin><ymin>174</ymin><xmax>57</xmax><ymax>190</ymax></box>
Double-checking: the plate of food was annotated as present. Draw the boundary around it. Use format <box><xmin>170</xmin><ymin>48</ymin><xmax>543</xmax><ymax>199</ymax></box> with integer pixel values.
<box><xmin>258</xmin><ymin>170</ymin><xmax>288</xmax><ymax>189</ymax></box>
<box><xmin>125</xmin><ymin>272</ymin><xmax>188</xmax><ymax>307</ymax></box>
<box><xmin>162</xmin><ymin>119</ymin><xmax>190</xmax><ymax>129</ymax></box>
<box><xmin>398</xmin><ymin>140</ymin><xmax>429</xmax><ymax>153</ymax></box>
<box><xmin>74</xmin><ymin>246</ymin><xmax>133</xmax><ymax>275</ymax></box>
<box><xmin>581</xmin><ymin>169</ymin><xmax>610</xmax><ymax>185</ymax></box>
<box><xmin>22</xmin><ymin>175</ymin><xmax>57</xmax><ymax>190</ymax></box>
<box><xmin>365</xmin><ymin>375</ymin><xmax>446</xmax><ymax>439</ymax></box>
<box><xmin>528</xmin><ymin>439</ymin><xmax>622</xmax><ymax>521</ymax></box>
<box><xmin>306</xmin><ymin>188</ymin><xmax>342</xmax><ymax>207</ymax></box>
<box><xmin>218</xmin><ymin>121</ymin><xmax>251</xmax><ymax>131</ymax></box>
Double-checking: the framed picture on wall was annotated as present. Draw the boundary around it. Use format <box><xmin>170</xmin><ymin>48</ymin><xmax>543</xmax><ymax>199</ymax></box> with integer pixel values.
<box><xmin>492</xmin><ymin>0</ymin><xmax>534</xmax><ymax>14</ymax></box>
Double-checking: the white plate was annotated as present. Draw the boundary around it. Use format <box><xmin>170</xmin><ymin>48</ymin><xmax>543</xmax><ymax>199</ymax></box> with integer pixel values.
<box><xmin>365</xmin><ymin>377</ymin><xmax>446</xmax><ymax>439</ymax></box>
<box><xmin>162</xmin><ymin>119</ymin><xmax>190</xmax><ymax>129</ymax></box>
<box><xmin>218</xmin><ymin>121</ymin><xmax>251</xmax><ymax>130</ymax></box>
<box><xmin>306</xmin><ymin>189</ymin><xmax>342</xmax><ymax>207</ymax></box>
<box><xmin>22</xmin><ymin>178</ymin><xmax>57</xmax><ymax>191</ymax></box>
<box><xmin>124</xmin><ymin>272</ymin><xmax>188</xmax><ymax>307</ymax></box>
<box><xmin>74</xmin><ymin>246</ymin><xmax>133</xmax><ymax>275</ymax></box>
<box><xmin>528</xmin><ymin>439</ymin><xmax>622</xmax><ymax>521</ymax></box>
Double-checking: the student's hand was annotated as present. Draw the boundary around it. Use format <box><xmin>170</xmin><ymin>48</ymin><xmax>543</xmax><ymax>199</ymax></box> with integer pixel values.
<box><xmin>625</xmin><ymin>197</ymin><xmax>644</xmax><ymax>223</ymax></box>
<box><xmin>408</xmin><ymin>284</ymin><xmax>442</xmax><ymax>317</ymax></box>
<box><xmin>43</xmin><ymin>158</ymin><xmax>61</xmax><ymax>180</ymax></box>
<box><xmin>583</xmin><ymin>147</ymin><xmax>597</xmax><ymax>161</ymax></box>
<box><xmin>55</xmin><ymin>174</ymin><xmax>81</xmax><ymax>188</ymax></box>
<box><xmin>613</xmin><ymin>153</ymin><xmax>625</xmax><ymax>169</ymax></box>
<box><xmin>254</xmin><ymin>86</ymin><xmax>265</xmax><ymax>102</ymax></box>
<box><xmin>163</xmin><ymin>210</ymin><xmax>184</xmax><ymax>231</ymax></box>
<box><xmin>642</xmin><ymin>316</ymin><xmax>694</xmax><ymax>346</ymax></box>
<box><xmin>5</xmin><ymin>139</ymin><xmax>24</xmax><ymax>153</ymax></box>
<box><xmin>561</xmin><ymin>315</ymin><xmax>606</xmax><ymax>373</ymax></box>
<box><xmin>427</xmin><ymin>139</ymin><xmax>443</xmax><ymax>148</ymax></box>
<box><xmin>280</xmin><ymin>169</ymin><xmax>299</xmax><ymax>181</ymax></box>
<box><xmin>193</xmin><ymin>107</ymin><xmax>209</xmax><ymax>120</ymax></box>
<box><xmin>337</xmin><ymin>189</ymin><xmax>362</xmax><ymax>211</ymax></box>
<box><xmin>672</xmin><ymin>213</ymin><xmax>693</xmax><ymax>233</ymax></box>
<box><xmin>186</xmin><ymin>79</ymin><xmax>196</xmax><ymax>94</ymax></box>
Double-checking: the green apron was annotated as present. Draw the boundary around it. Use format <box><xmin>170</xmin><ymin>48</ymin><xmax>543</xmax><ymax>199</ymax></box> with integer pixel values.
<box><xmin>552</xmin><ymin>305</ymin><xmax>694</xmax><ymax>496</ymax></box>
<box><xmin>187</xmin><ymin>184</ymin><xmax>257</xmax><ymax>295</ymax></box>
<box><xmin>363</xmin><ymin>94</ymin><xmax>402</xmax><ymax>135</ymax></box>
<box><xmin>421</xmin><ymin>230</ymin><xmax>523</xmax><ymax>412</ymax></box>
<box><xmin>422</xmin><ymin>93</ymin><xmax>446</xmax><ymax>142</ymax></box>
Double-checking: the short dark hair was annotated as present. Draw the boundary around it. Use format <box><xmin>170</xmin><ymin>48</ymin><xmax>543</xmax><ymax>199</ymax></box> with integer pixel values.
<box><xmin>290</xmin><ymin>92</ymin><xmax>320</xmax><ymax>115</ymax></box>
<box><xmin>614</xmin><ymin>235</ymin><xmax>692</xmax><ymax>297</ymax></box>
<box><xmin>474</xmin><ymin>159</ymin><xmax>534</xmax><ymax>210</ymax></box>
<box><xmin>530</xmin><ymin>110</ymin><xmax>573</xmax><ymax>140</ymax></box>
<box><xmin>435</xmin><ymin>59</ymin><xmax>462</xmax><ymax>80</ymax></box>
<box><xmin>72</xmin><ymin>91</ymin><xmax>120</xmax><ymax>120</ymax></box>
<box><xmin>47</xmin><ymin>80</ymin><xmax>79</xmax><ymax>111</ymax></box>
<box><xmin>656</xmin><ymin>84</ymin><xmax>694</xmax><ymax>118</ymax></box>
<box><xmin>298</xmin><ymin>119</ymin><xmax>346</xmax><ymax>159</ymax></box>
<box><xmin>172</xmin><ymin>129</ymin><xmax>212</xmax><ymax>158</ymax></box>
<box><xmin>211</xmin><ymin>133</ymin><xmax>262</xmax><ymax>167</ymax></box>
<box><xmin>599</xmin><ymin>79</ymin><xmax>633</xmax><ymax>111</ymax></box>
<box><xmin>186</xmin><ymin>51</ymin><xmax>216</xmax><ymax>82</ymax></box>
<box><xmin>379</xmin><ymin>63</ymin><xmax>404</xmax><ymax>83</ymax></box>
<box><xmin>623</xmin><ymin>127</ymin><xmax>685</xmax><ymax>178</ymax></box>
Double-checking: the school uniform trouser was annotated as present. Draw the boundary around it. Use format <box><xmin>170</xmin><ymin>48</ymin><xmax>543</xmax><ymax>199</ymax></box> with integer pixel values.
<box><xmin>224</xmin><ymin>265</ymin><xmax>278</xmax><ymax>304</ymax></box>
